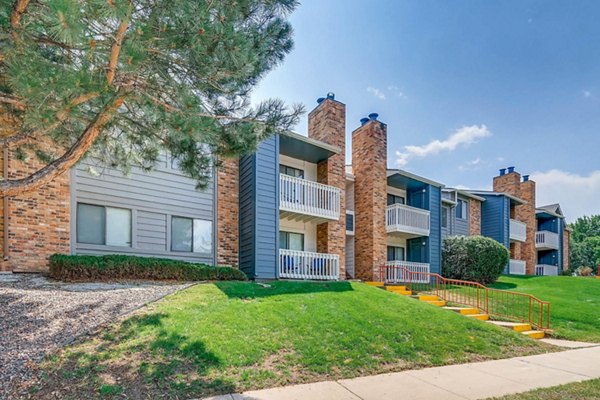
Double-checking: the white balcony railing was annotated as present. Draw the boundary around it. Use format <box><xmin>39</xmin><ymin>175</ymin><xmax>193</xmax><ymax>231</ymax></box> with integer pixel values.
<box><xmin>386</xmin><ymin>204</ymin><xmax>430</xmax><ymax>236</ymax></box>
<box><xmin>384</xmin><ymin>261</ymin><xmax>430</xmax><ymax>284</ymax></box>
<box><xmin>536</xmin><ymin>264</ymin><xmax>559</xmax><ymax>276</ymax></box>
<box><xmin>535</xmin><ymin>230</ymin><xmax>560</xmax><ymax>250</ymax></box>
<box><xmin>509</xmin><ymin>219</ymin><xmax>527</xmax><ymax>242</ymax></box>
<box><xmin>509</xmin><ymin>259</ymin><xmax>526</xmax><ymax>275</ymax></box>
<box><xmin>279</xmin><ymin>174</ymin><xmax>341</xmax><ymax>221</ymax></box>
<box><xmin>278</xmin><ymin>249</ymin><xmax>339</xmax><ymax>280</ymax></box>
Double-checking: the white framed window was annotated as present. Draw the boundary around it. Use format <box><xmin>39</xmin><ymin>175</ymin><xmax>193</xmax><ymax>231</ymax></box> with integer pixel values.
<box><xmin>171</xmin><ymin>216</ymin><xmax>213</xmax><ymax>253</ymax></box>
<box><xmin>76</xmin><ymin>203</ymin><xmax>132</xmax><ymax>247</ymax></box>
<box><xmin>456</xmin><ymin>199</ymin><xmax>468</xmax><ymax>220</ymax></box>
<box><xmin>279</xmin><ymin>231</ymin><xmax>304</xmax><ymax>251</ymax></box>
<box><xmin>387</xmin><ymin>246</ymin><xmax>406</xmax><ymax>262</ymax></box>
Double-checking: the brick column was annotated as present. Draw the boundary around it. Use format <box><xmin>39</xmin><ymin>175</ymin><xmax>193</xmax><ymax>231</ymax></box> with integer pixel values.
<box><xmin>216</xmin><ymin>157</ymin><xmax>239</xmax><ymax>267</ymax></box>
<box><xmin>352</xmin><ymin>115</ymin><xmax>387</xmax><ymax>281</ymax></box>
<box><xmin>563</xmin><ymin>228</ymin><xmax>570</xmax><ymax>272</ymax></box>
<box><xmin>0</xmin><ymin>110</ymin><xmax>70</xmax><ymax>272</ymax></box>
<box><xmin>308</xmin><ymin>94</ymin><xmax>346</xmax><ymax>279</ymax></box>
<box><xmin>493</xmin><ymin>169</ymin><xmax>537</xmax><ymax>275</ymax></box>
<box><xmin>469</xmin><ymin>199</ymin><xmax>482</xmax><ymax>236</ymax></box>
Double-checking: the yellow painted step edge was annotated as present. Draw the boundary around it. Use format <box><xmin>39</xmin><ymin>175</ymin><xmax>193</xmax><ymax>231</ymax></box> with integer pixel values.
<box><xmin>445</xmin><ymin>307</ymin><xmax>480</xmax><ymax>315</ymax></box>
<box><xmin>424</xmin><ymin>300</ymin><xmax>447</xmax><ymax>307</ymax></box>
<box><xmin>466</xmin><ymin>314</ymin><xmax>490</xmax><ymax>321</ymax></box>
<box><xmin>418</xmin><ymin>295</ymin><xmax>441</xmax><ymax>301</ymax></box>
<box><xmin>365</xmin><ymin>282</ymin><xmax>384</xmax><ymax>287</ymax></box>
<box><xmin>522</xmin><ymin>330</ymin><xmax>545</xmax><ymax>339</ymax></box>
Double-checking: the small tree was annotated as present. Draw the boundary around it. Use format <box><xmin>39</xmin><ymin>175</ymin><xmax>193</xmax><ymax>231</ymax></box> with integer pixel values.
<box><xmin>0</xmin><ymin>0</ymin><xmax>303</xmax><ymax>196</ymax></box>
<box><xmin>442</xmin><ymin>236</ymin><xmax>509</xmax><ymax>284</ymax></box>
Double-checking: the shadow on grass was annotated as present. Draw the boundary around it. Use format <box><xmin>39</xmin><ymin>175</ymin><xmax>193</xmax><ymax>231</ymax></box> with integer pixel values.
<box><xmin>38</xmin><ymin>312</ymin><xmax>237</xmax><ymax>399</ymax></box>
<box><xmin>214</xmin><ymin>280</ymin><xmax>354</xmax><ymax>299</ymax></box>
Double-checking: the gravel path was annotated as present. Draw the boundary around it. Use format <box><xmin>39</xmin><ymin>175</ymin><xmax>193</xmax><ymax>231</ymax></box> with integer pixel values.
<box><xmin>0</xmin><ymin>273</ymin><xmax>192</xmax><ymax>399</ymax></box>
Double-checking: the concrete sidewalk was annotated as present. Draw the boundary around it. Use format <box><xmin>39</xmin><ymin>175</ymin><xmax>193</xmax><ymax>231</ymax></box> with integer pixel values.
<box><xmin>205</xmin><ymin>345</ymin><xmax>600</xmax><ymax>400</ymax></box>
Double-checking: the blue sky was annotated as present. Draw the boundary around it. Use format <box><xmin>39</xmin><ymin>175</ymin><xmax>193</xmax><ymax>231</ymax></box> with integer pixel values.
<box><xmin>252</xmin><ymin>0</ymin><xmax>600</xmax><ymax>221</ymax></box>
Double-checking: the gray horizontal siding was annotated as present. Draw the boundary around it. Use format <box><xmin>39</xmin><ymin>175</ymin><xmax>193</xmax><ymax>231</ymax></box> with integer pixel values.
<box><xmin>71</xmin><ymin>158</ymin><xmax>215</xmax><ymax>264</ymax></box>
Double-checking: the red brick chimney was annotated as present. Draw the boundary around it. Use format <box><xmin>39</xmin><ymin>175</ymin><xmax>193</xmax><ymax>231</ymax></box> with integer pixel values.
<box><xmin>352</xmin><ymin>113</ymin><xmax>387</xmax><ymax>281</ymax></box>
<box><xmin>493</xmin><ymin>167</ymin><xmax>537</xmax><ymax>274</ymax></box>
<box><xmin>308</xmin><ymin>93</ymin><xmax>346</xmax><ymax>279</ymax></box>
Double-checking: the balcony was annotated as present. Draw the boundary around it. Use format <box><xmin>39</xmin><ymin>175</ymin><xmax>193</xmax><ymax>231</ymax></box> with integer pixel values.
<box><xmin>535</xmin><ymin>230</ymin><xmax>560</xmax><ymax>250</ymax></box>
<box><xmin>536</xmin><ymin>264</ymin><xmax>559</xmax><ymax>276</ymax></box>
<box><xmin>279</xmin><ymin>174</ymin><xmax>341</xmax><ymax>223</ymax></box>
<box><xmin>509</xmin><ymin>259</ymin><xmax>526</xmax><ymax>275</ymax></box>
<box><xmin>384</xmin><ymin>261</ymin><xmax>430</xmax><ymax>283</ymax></box>
<box><xmin>278</xmin><ymin>249</ymin><xmax>339</xmax><ymax>280</ymax></box>
<box><xmin>509</xmin><ymin>219</ymin><xmax>527</xmax><ymax>242</ymax></box>
<box><xmin>386</xmin><ymin>203</ymin><xmax>430</xmax><ymax>237</ymax></box>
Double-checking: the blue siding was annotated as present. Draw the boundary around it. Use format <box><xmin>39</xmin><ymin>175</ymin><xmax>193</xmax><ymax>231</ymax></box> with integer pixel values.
<box><xmin>238</xmin><ymin>135</ymin><xmax>279</xmax><ymax>279</ymax></box>
<box><xmin>480</xmin><ymin>195</ymin><xmax>510</xmax><ymax>248</ymax></box>
<box><xmin>539</xmin><ymin>250</ymin><xmax>559</xmax><ymax>266</ymax></box>
<box><xmin>454</xmin><ymin>195</ymin><xmax>470</xmax><ymax>236</ymax></box>
<box><xmin>428</xmin><ymin>185</ymin><xmax>442</xmax><ymax>274</ymax></box>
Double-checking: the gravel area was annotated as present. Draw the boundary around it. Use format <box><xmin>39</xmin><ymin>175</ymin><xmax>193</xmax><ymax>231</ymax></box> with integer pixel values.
<box><xmin>0</xmin><ymin>273</ymin><xmax>192</xmax><ymax>399</ymax></box>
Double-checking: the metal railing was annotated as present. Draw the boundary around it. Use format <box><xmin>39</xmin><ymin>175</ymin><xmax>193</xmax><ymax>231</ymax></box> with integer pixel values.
<box><xmin>386</xmin><ymin>203</ymin><xmax>430</xmax><ymax>236</ymax></box>
<box><xmin>509</xmin><ymin>219</ymin><xmax>527</xmax><ymax>242</ymax></box>
<box><xmin>509</xmin><ymin>259</ymin><xmax>526</xmax><ymax>275</ymax></box>
<box><xmin>279</xmin><ymin>174</ymin><xmax>341</xmax><ymax>220</ymax></box>
<box><xmin>535</xmin><ymin>230</ymin><xmax>560</xmax><ymax>250</ymax></box>
<box><xmin>384</xmin><ymin>261</ymin><xmax>430</xmax><ymax>283</ymax></box>
<box><xmin>279</xmin><ymin>249</ymin><xmax>339</xmax><ymax>280</ymax></box>
<box><xmin>536</xmin><ymin>264</ymin><xmax>559</xmax><ymax>276</ymax></box>
<box><xmin>380</xmin><ymin>265</ymin><xmax>551</xmax><ymax>330</ymax></box>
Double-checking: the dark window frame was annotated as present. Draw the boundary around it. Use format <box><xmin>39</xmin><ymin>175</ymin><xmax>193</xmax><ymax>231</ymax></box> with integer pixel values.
<box><xmin>170</xmin><ymin>216</ymin><xmax>213</xmax><ymax>253</ymax></box>
<box><xmin>76</xmin><ymin>203</ymin><xmax>132</xmax><ymax>247</ymax></box>
<box><xmin>279</xmin><ymin>231</ymin><xmax>305</xmax><ymax>251</ymax></box>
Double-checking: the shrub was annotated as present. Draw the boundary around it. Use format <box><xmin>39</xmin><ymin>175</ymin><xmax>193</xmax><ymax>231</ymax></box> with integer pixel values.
<box><xmin>49</xmin><ymin>254</ymin><xmax>247</xmax><ymax>282</ymax></box>
<box><xmin>442</xmin><ymin>236</ymin><xmax>509</xmax><ymax>284</ymax></box>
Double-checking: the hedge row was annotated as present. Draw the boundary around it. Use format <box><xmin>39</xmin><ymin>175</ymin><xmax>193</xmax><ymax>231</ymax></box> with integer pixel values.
<box><xmin>49</xmin><ymin>254</ymin><xmax>247</xmax><ymax>282</ymax></box>
<box><xmin>442</xmin><ymin>235</ymin><xmax>509</xmax><ymax>284</ymax></box>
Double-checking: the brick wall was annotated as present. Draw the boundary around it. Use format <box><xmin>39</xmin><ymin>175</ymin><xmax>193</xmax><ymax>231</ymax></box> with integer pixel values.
<box><xmin>0</xmin><ymin>110</ymin><xmax>70</xmax><ymax>272</ymax></box>
<box><xmin>493</xmin><ymin>171</ymin><xmax>537</xmax><ymax>274</ymax></box>
<box><xmin>563</xmin><ymin>228</ymin><xmax>570</xmax><ymax>271</ymax></box>
<box><xmin>352</xmin><ymin>118</ymin><xmax>387</xmax><ymax>281</ymax></box>
<box><xmin>469</xmin><ymin>199</ymin><xmax>482</xmax><ymax>236</ymax></box>
<box><xmin>216</xmin><ymin>157</ymin><xmax>239</xmax><ymax>267</ymax></box>
<box><xmin>308</xmin><ymin>97</ymin><xmax>346</xmax><ymax>279</ymax></box>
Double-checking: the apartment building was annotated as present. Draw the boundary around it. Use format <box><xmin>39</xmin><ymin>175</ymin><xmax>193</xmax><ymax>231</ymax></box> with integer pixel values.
<box><xmin>0</xmin><ymin>93</ymin><xmax>569</xmax><ymax>278</ymax></box>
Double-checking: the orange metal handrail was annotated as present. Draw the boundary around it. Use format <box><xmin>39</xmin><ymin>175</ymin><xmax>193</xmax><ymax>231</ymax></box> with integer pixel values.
<box><xmin>380</xmin><ymin>265</ymin><xmax>551</xmax><ymax>330</ymax></box>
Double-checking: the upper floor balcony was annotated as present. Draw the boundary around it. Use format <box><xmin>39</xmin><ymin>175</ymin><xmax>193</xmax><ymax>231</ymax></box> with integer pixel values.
<box><xmin>535</xmin><ymin>230</ymin><xmax>560</xmax><ymax>250</ymax></box>
<box><xmin>279</xmin><ymin>174</ymin><xmax>341</xmax><ymax>223</ymax></box>
<box><xmin>386</xmin><ymin>203</ymin><xmax>430</xmax><ymax>237</ymax></box>
<box><xmin>509</xmin><ymin>219</ymin><xmax>527</xmax><ymax>242</ymax></box>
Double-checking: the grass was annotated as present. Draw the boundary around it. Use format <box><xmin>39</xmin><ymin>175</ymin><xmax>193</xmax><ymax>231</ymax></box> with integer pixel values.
<box><xmin>491</xmin><ymin>275</ymin><xmax>600</xmax><ymax>342</ymax></box>
<box><xmin>35</xmin><ymin>281</ymin><xmax>550</xmax><ymax>399</ymax></box>
<box><xmin>491</xmin><ymin>378</ymin><xmax>600</xmax><ymax>399</ymax></box>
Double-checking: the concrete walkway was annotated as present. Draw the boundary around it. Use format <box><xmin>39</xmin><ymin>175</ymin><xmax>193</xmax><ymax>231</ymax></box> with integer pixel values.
<box><xmin>205</xmin><ymin>345</ymin><xmax>600</xmax><ymax>400</ymax></box>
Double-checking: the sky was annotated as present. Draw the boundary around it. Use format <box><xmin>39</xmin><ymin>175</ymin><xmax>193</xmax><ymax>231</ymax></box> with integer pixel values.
<box><xmin>251</xmin><ymin>0</ymin><xmax>600</xmax><ymax>222</ymax></box>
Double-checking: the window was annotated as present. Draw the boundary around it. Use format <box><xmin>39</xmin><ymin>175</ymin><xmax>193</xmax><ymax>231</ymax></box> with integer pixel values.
<box><xmin>442</xmin><ymin>206</ymin><xmax>449</xmax><ymax>228</ymax></box>
<box><xmin>387</xmin><ymin>194</ymin><xmax>405</xmax><ymax>206</ymax></box>
<box><xmin>171</xmin><ymin>216</ymin><xmax>213</xmax><ymax>253</ymax></box>
<box><xmin>456</xmin><ymin>199</ymin><xmax>468</xmax><ymax>220</ymax></box>
<box><xmin>346</xmin><ymin>211</ymin><xmax>355</xmax><ymax>234</ymax></box>
<box><xmin>387</xmin><ymin>246</ymin><xmax>405</xmax><ymax>262</ymax></box>
<box><xmin>280</xmin><ymin>164</ymin><xmax>304</xmax><ymax>179</ymax></box>
<box><xmin>77</xmin><ymin>203</ymin><xmax>131</xmax><ymax>247</ymax></box>
<box><xmin>279</xmin><ymin>231</ymin><xmax>304</xmax><ymax>251</ymax></box>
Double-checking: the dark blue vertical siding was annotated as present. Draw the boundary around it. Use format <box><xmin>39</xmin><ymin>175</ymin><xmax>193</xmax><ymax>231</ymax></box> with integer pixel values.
<box><xmin>428</xmin><ymin>185</ymin><xmax>442</xmax><ymax>275</ymax></box>
<box><xmin>480</xmin><ymin>195</ymin><xmax>510</xmax><ymax>248</ymax></box>
<box><xmin>238</xmin><ymin>135</ymin><xmax>279</xmax><ymax>279</ymax></box>
<box><xmin>454</xmin><ymin>195</ymin><xmax>470</xmax><ymax>236</ymax></box>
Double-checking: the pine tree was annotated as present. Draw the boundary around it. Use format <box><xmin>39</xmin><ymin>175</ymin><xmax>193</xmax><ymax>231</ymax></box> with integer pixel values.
<box><xmin>0</xmin><ymin>0</ymin><xmax>303</xmax><ymax>195</ymax></box>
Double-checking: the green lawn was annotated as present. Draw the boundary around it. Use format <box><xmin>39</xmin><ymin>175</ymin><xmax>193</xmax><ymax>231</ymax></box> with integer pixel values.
<box><xmin>35</xmin><ymin>281</ymin><xmax>549</xmax><ymax>399</ymax></box>
<box><xmin>491</xmin><ymin>275</ymin><xmax>600</xmax><ymax>342</ymax></box>
<box><xmin>491</xmin><ymin>378</ymin><xmax>600</xmax><ymax>399</ymax></box>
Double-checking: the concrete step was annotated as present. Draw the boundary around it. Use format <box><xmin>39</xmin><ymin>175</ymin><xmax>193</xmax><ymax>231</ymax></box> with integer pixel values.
<box><xmin>424</xmin><ymin>300</ymin><xmax>447</xmax><ymax>307</ymax></box>
<box><xmin>365</xmin><ymin>281</ymin><xmax>384</xmax><ymax>287</ymax></box>
<box><xmin>487</xmin><ymin>321</ymin><xmax>532</xmax><ymax>332</ymax></box>
<box><xmin>385</xmin><ymin>285</ymin><xmax>407</xmax><ymax>290</ymax></box>
<box><xmin>466</xmin><ymin>313</ymin><xmax>490</xmax><ymax>321</ymax></box>
<box><xmin>390</xmin><ymin>290</ymin><xmax>413</xmax><ymax>296</ymax></box>
<box><xmin>443</xmin><ymin>306</ymin><xmax>480</xmax><ymax>315</ymax></box>
<box><xmin>416</xmin><ymin>295</ymin><xmax>441</xmax><ymax>301</ymax></box>
<box><xmin>522</xmin><ymin>330</ymin><xmax>545</xmax><ymax>339</ymax></box>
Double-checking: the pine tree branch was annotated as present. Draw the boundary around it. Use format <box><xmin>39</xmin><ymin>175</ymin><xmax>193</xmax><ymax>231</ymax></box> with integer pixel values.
<box><xmin>0</xmin><ymin>92</ymin><xmax>100</xmax><ymax>147</ymax></box>
<box><xmin>0</xmin><ymin>95</ymin><xmax>26</xmax><ymax>110</ymax></box>
<box><xmin>10</xmin><ymin>0</ymin><xmax>30</xmax><ymax>38</ymax></box>
<box><xmin>107</xmin><ymin>5</ymin><xmax>132</xmax><ymax>85</ymax></box>
<box><xmin>0</xmin><ymin>92</ymin><xmax>126</xmax><ymax>197</ymax></box>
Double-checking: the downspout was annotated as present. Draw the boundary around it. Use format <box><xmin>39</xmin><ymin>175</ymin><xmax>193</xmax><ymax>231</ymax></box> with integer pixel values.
<box><xmin>3</xmin><ymin>147</ymin><xmax>9</xmax><ymax>262</ymax></box>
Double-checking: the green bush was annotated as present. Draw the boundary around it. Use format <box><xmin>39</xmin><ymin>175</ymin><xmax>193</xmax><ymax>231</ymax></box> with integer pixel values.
<box><xmin>49</xmin><ymin>254</ymin><xmax>247</xmax><ymax>282</ymax></box>
<box><xmin>442</xmin><ymin>236</ymin><xmax>509</xmax><ymax>284</ymax></box>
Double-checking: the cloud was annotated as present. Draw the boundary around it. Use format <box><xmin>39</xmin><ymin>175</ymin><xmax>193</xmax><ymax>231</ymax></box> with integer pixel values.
<box><xmin>531</xmin><ymin>169</ymin><xmax>600</xmax><ymax>221</ymax></box>
<box><xmin>458</xmin><ymin>157</ymin><xmax>482</xmax><ymax>172</ymax></box>
<box><xmin>367</xmin><ymin>87</ymin><xmax>386</xmax><ymax>100</ymax></box>
<box><xmin>396</xmin><ymin>125</ymin><xmax>492</xmax><ymax>167</ymax></box>
<box><xmin>583</xmin><ymin>90</ymin><xmax>592</xmax><ymax>98</ymax></box>
<box><xmin>454</xmin><ymin>184</ymin><xmax>471</xmax><ymax>190</ymax></box>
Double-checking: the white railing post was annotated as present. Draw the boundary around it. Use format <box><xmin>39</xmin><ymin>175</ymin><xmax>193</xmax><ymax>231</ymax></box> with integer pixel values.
<box><xmin>279</xmin><ymin>174</ymin><xmax>341</xmax><ymax>220</ymax></box>
<box><xmin>279</xmin><ymin>249</ymin><xmax>340</xmax><ymax>281</ymax></box>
